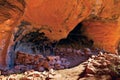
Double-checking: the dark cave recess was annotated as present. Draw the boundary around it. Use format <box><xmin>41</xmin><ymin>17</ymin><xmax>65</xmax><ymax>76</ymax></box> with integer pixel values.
<box><xmin>14</xmin><ymin>21</ymin><xmax>93</xmax><ymax>56</ymax></box>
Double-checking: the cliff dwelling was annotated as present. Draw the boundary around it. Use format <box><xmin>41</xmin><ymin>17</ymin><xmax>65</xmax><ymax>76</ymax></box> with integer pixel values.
<box><xmin>0</xmin><ymin>0</ymin><xmax>120</xmax><ymax>80</ymax></box>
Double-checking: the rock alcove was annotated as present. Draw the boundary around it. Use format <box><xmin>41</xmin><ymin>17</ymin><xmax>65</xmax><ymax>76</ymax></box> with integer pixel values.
<box><xmin>4</xmin><ymin>21</ymin><xmax>94</xmax><ymax>74</ymax></box>
<box><xmin>0</xmin><ymin>0</ymin><xmax>120</xmax><ymax>79</ymax></box>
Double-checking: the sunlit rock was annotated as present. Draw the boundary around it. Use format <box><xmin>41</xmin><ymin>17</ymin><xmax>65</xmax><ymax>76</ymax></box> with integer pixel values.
<box><xmin>0</xmin><ymin>0</ymin><xmax>120</xmax><ymax>68</ymax></box>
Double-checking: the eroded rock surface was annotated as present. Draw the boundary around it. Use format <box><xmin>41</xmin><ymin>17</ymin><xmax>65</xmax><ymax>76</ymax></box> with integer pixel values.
<box><xmin>79</xmin><ymin>52</ymin><xmax>120</xmax><ymax>80</ymax></box>
<box><xmin>24</xmin><ymin>0</ymin><xmax>93</xmax><ymax>40</ymax></box>
<box><xmin>1</xmin><ymin>51</ymin><xmax>120</xmax><ymax>80</ymax></box>
<box><xmin>0</xmin><ymin>0</ymin><xmax>25</xmax><ymax>67</ymax></box>
<box><xmin>23</xmin><ymin>0</ymin><xmax>120</xmax><ymax>53</ymax></box>
<box><xmin>0</xmin><ymin>0</ymin><xmax>120</xmax><ymax>68</ymax></box>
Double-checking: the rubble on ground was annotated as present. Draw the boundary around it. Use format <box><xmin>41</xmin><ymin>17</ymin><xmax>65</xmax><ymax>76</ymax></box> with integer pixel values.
<box><xmin>11</xmin><ymin>51</ymin><xmax>70</xmax><ymax>74</ymax></box>
<box><xmin>79</xmin><ymin>52</ymin><xmax>120</xmax><ymax>80</ymax></box>
<box><xmin>1</xmin><ymin>47</ymin><xmax>94</xmax><ymax>76</ymax></box>
<box><xmin>6</xmin><ymin>69</ymin><xmax>61</xmax><ymax>80</ymax></box>
<box><xmin>1</xmin><ymin>48</ymin><xmax>120</xmax><ymax>80</ymax></box>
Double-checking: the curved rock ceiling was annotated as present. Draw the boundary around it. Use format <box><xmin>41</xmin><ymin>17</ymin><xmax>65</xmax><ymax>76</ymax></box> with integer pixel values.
<box><xmin>0</xmin><ymin>0</ymin><xmax>120</xmax><ymax>67</ymax></box>
<box><xmin>23</xmin><ymin>0</ymin><xmax>120</xmax><ymax>53</ymax></box>
<box><xmin>23</xmin><ymin>0</ymin><xmax>92</xmax><ymax>40</ymax></box>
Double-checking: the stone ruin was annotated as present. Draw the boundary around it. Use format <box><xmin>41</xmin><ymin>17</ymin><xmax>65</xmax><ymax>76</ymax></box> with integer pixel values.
<box><xmin>0</xmin><ymin>1</ymin><xmax>119</xmax><ymax>78</ymax></box>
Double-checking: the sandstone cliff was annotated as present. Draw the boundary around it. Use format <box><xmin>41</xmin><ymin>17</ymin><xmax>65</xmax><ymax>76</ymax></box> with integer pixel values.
<box><xmin>23</xmin><ymin>0</ymin><xmax>120</xmax><ymax>53</ymax></box>
<box><xmin>0</xmin><ymin>0</ymin><xmax>120</xmax><ymax>68</ymax></box>
<box><xmin>0</xmin><ymin>0</ymin><xmax>25</xmax><ymax>67</ymax></box>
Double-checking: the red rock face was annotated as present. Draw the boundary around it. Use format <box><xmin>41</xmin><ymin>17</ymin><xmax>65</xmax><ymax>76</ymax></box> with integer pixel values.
<box><xmin>0</xmin><ymin>0</ymin><xmax>120</xmax><ymax>68</ymax></box>
<box><xmin>23</xmin><ymin>0</ymin><xmax>120</xmax><ymax>53</ymax></box>
<box><xmin>24</xmin><ymin>0</ymin><xmax>92</xmax><ymax>40</ymax></box>
<box><xmin>82</xmin><ymin>20</ymin><xmax>120</xmax><ymax>53</ymax></box>
<box><xmin>82</xmin><ymin>0</ymin><xmax>120</xmax><ymax>53</ymax></box>
<box><xmin>0</xmin><ymin>0</ymin><xmax>25</xmax><ymax>67</ymax></box>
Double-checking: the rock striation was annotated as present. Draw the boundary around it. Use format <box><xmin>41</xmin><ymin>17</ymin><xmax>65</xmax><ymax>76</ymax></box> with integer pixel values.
<box><xmin>0</xmin><ymin>0</ymin><xmax>120</xmax><ymax>68</ymax></box>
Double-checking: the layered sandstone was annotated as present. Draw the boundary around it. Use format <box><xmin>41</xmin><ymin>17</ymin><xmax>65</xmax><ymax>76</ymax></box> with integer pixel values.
<box><xmin>0</xmin><ymin>0</ymin><xmax>25</xmax><ymax>67</ymax></box>
<box><xmin>0</xmin><ymin>0</ymin><xmax>120</xmax><ymax>68</ymax></box>
<box><xmin>23</xmin><ymin>0</ymin><xmax>120</xmax><ymax>53</ymax></box>
<box><xmin>23</xmin><ymin>0</ymin><xmax>93</xmax><ymax>40</ymax></box>
<box><xmin>82</xmin><ymin>20</ymin><xmax>120</xmax><ymax>53</ymax></box>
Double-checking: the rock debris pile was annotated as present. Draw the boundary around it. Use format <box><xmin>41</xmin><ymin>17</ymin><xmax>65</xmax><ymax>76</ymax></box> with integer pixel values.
<box><xmin>7</xmin><ymin>69</ymin><xmax>61</xmax><ymax>80</ymax></box>
<box><xmin>80</xmin><ymin>52</ymin><xmax>120</xmax><ymax>80</ymax></box>
<box><xmin>1</xmin><ymin>48</ymin><xmax>120</xmax><ymax>80</ymax></box>
<box><xmin>14</xmin><ymin>51</ymin><xmax>70</xmax><ymax>73</ymax></box>
<box><xmin>1</xmin><ymin>47</ymin><xmax>95</xmax><ymax>75</ymax></box>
